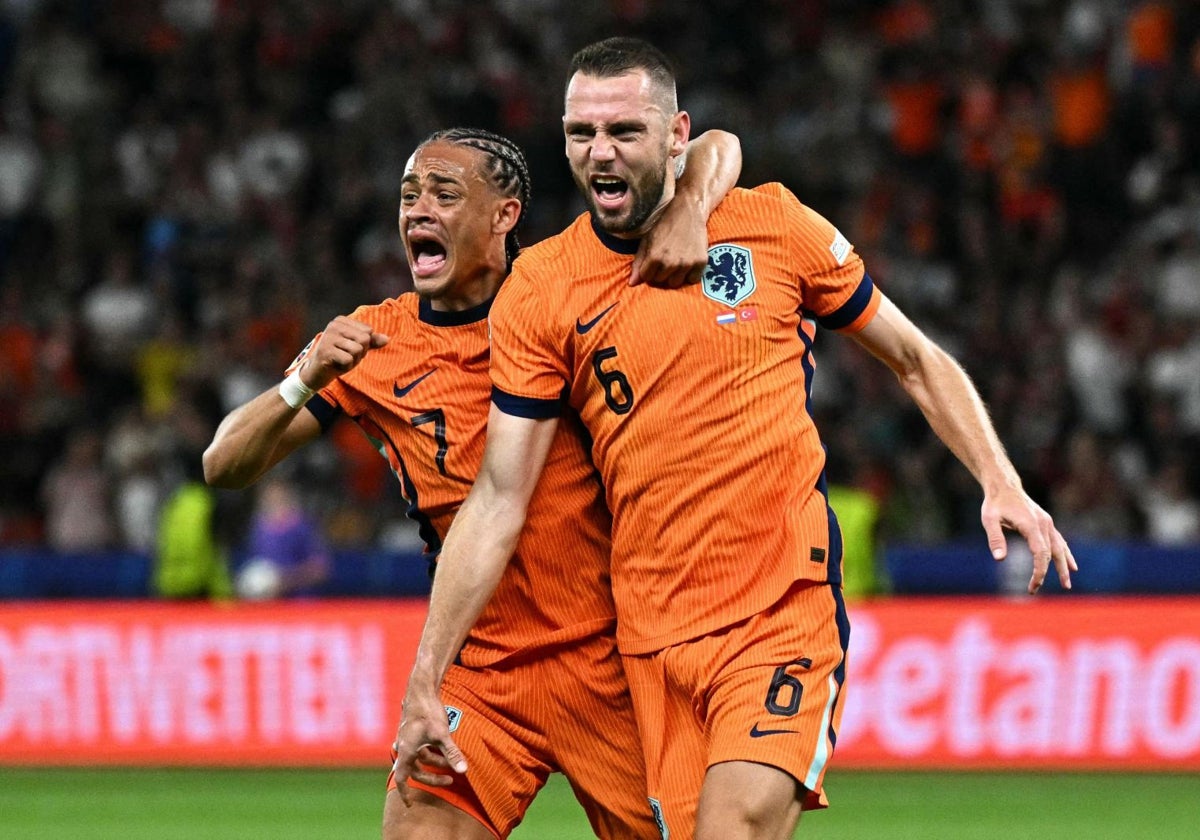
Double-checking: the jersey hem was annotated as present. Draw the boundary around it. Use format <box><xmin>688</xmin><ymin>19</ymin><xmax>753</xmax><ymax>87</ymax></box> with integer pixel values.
<box><xmin>614</xmin><ymin>577</ymin><xmax>823</xmax><ymax>655</ymax></box>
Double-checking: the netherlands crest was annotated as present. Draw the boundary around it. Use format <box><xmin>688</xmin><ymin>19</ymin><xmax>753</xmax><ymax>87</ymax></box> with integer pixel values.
<box><xmin>648</xmin><ymin>797</ymin><xmax>669</xmax><ymax>839</ymax></box>
<box><xmin>445</xmin><ymin>705</ymin><xmax>462</xmax><ymax>733</ymax></box>
<box><xmin>701</xmin><ymin>244</ymin><xmax>756</xmax><ymax>306</ymax></box>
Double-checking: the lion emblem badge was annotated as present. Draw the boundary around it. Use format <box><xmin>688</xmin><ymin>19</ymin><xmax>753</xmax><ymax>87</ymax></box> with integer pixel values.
<box><xmin>701</xmin><ymin>244</ymin><xmax>756</xmax><ymax>306</ymax></box>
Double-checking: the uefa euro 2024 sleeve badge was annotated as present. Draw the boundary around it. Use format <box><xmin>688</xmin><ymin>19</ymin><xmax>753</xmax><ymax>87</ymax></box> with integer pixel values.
<box><xmin>701</xmin><ymin>244</ymin><xmax>756</xmax><ymax>307</ymax></box>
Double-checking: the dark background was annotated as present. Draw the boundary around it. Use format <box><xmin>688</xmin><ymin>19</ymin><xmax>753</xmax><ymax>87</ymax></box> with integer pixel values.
<box><xmin>1</xmin><ymin>1</ymin><xmax>1197</xmax><ymax>585</ymax></box>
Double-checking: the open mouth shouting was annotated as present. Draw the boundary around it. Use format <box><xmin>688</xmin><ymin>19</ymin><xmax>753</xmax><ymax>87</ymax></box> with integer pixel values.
<box><xmin>590</xmin><ymin>174</ymin><xmax>630</xmax><ymax>213</ymax></box>
<box><xmin>408</xmin><ymin>230</ymin><xmax>448</xmax><ymax>279</ymax></box>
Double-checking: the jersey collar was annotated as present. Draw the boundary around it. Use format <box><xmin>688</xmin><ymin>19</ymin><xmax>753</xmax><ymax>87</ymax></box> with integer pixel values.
<box><xmin>418</xmin><ymin>295</ymin><xmax>494</xmax><ymax>326</ymax></box>
<box><xmin>589</xmin><ymin>214</ymin><xmax>641</xmax><ymax>255</ymax></box>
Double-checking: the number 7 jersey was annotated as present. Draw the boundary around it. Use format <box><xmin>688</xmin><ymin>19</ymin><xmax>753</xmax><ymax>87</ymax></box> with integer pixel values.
<box><xmin>291</xmin><ymin>294</ymin><xmax>617</xmax><ymax>666</ymax></box>
<box><xmin>489</xmin><ymin>184</ymin><xmax>881</xmax><ymax>655</ymax></box>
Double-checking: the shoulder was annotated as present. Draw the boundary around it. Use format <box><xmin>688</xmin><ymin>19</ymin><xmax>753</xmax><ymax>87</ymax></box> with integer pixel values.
<box><xmin>347</xmin><ymin>294</ymin><xmax>418</xmax><ymax>328</ymax></box>
<box><xmin>513</xmin><ymin>214</ymin><xmax>592</xmax><ymax>276</ymax></box>
<box><xmin>504</xmin><ymin>214</ymin><xmax>594</xmax><ymax>299</ymax></box>
<box><xmin>710</xmin><ymin>184</ymin><xmax>806</xmax><ymax>229</ymax></box>
<box><xmin>718</xmin><ymin>183</ymin><xmax>801</xmax><ymax>208</ymax></box>
<box><xmin>725</xmin><ymin>183</ymin><xmax>845</xmax><ymax>246</ymax></box>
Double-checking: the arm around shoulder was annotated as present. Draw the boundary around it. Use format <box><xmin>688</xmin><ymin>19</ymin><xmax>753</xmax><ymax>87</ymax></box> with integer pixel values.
<box><xmin>632</xmin><ymin>129</ymin><xmax>742</xmax><ymax>288</ymax></box>
<box><xmin>676</xmin><ymin>129</ymin><xmax>741</xmax><ymax>216</ymax></box>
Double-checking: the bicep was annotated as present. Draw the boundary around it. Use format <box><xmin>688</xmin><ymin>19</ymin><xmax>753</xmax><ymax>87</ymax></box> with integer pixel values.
<box><xmin>847</xmin><ymin>293</ymin><xmax>932</xmax><ymax>378</ymax></box>
<box><xmin>473</xmin><ymin>406</ymin><xmax>559</xmax><ymax>510</ymax></box>
<box><xmin>260</xmin><ymin>404</ymin><xmax>325</xmax><ymax>473</ymax></box>
<box><xmin>681</xmin><ymin>129</ymin><xmax>742</xmax><ymax>191</ymax></box>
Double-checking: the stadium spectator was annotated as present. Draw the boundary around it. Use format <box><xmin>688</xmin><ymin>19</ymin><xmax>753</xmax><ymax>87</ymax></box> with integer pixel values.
<box><xmin>235</xmin><ymin>476</ymin><xmax>330</xmax><ymax>600</ymax></box>
<box><xmin>104</xmin><ymin>404</ymin><xmax>166</xmax><ymax>554</ymax></box>
<box><xmin>0</xmin><ymin>1</ymin><xmax>1195</xmax><ymax>554</ymax></box>
<box><xmin>153</xmin><ymin>455</ymin><xmax>233</xmax><ymax>600</ymax></box>
<box><xmin>1142</xmin><ymin>460</ymin><xmax>1200</xmax><ymax>546</ymax></box>
<box><xmin>39</xmin><ymin>427</ymin><xmax>114</xmax><ymax>551</ymax></box>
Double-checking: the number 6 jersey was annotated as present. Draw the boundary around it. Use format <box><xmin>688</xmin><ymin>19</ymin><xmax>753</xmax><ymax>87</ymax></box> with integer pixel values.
<box><xmin>489</xmin><ymin>184</ymin><xmax>881</xmax><ymax>655</ymax></box>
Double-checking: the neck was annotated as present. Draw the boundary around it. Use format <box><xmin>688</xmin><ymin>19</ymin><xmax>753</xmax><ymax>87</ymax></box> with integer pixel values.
<box><xmin>613</xmin><ymin>164</ymin><xmax>678</xmax><ymax>240</ymax></box>
<box><xmin>628</xmin><ymin>177</ymin><xmax>677</xmax><ymax>239</ymax></box>
<box><xmin>426</xmin><ymin>259</ymin><xmax>507</xmax><ymax>312</ymax></box>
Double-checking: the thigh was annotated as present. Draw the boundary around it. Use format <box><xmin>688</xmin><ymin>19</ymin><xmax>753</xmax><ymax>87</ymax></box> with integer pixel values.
<box><xmin>700</xmin><ymin>581</ymin><xmax>850</xmax><ymax>812</ymax></box>
<box><xmin>546</xmin><ymin>635</ymin><xmax>665</xmax><ymax>840</ymax></box>
<box><xmin>387</xmin><ymin>664</ymin><xmax>552</xmax><ymax>838</ymax></box>
<box><xmin>382</xmin><ymin>786</ymin><xmax>497</xmax><ymax>840</ymax></box>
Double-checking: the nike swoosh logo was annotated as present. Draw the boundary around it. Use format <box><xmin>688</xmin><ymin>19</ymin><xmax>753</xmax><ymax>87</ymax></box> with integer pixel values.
<box><xmin>575</xmin><ymin>301</ymin><xmax>618</xmax><ymax>334</ymax></box>
<box><xmin>394</xmin><ymin>369</ymin><xmax>436</xmax><ymax>398</ymax></box>
<box><xmin>749</xmin><ymin>723</ymin><xmax>801</xmax><ymax>738</ymax></box>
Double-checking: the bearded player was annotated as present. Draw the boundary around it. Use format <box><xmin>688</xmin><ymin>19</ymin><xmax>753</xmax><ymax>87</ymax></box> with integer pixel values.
<box><xmin>393</xmin><ymin>38</ymin><xmax>1076</xmax><ymax>840</ymax></box>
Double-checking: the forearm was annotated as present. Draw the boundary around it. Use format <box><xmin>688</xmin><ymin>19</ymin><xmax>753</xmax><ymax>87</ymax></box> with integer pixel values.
<box><xmin>675</xmin><ymin>129</ymin><xmax>741</xmax><ymax>214</ymax></box>
<box><xmin>408</xmin><ymin>486</ymin><xmax>527</xmax><ymax>687</ymax></box>
<box><xmin>203</xmin><ymin>387</ymin><xmax>308</xmax><ymax>488</ymax></box>
<box><xmin>407</xmin><ymin>408</ymin><xmax>555</xmax><ymax>690</ymax></box>
<box><xmin>898</xmin><ymin>342</ymin><xmax>1020</xmax><ymax>495</ymax></box>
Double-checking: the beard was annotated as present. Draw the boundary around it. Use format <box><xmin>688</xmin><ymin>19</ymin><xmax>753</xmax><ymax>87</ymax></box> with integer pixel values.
<box><xmin>575</xmin><ymin>158</ymin><xmax>669</xmax><ymax>235</ymax></box>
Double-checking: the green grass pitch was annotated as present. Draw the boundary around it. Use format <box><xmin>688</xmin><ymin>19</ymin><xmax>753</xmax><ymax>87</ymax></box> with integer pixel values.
<box><xmin>1</xmin><ymin>768</ymin><xmax>1195</xmax><ymax>839</ymax></box>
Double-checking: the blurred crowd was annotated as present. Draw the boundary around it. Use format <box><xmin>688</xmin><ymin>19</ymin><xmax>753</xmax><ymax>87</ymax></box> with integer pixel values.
<box><xmin>1</xmin><ymin>0</ymin><xmax>1198</xmax><ymax>561</ymax></box>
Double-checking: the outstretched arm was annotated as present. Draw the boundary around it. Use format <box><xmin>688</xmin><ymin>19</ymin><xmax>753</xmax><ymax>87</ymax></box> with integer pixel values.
<box><xmin>203</xmin><ymin>316</ymin><xmax>388</xmax><ymax>488</ymax></box>
<box><xmin>851</xmin><ymin>294</ymin><xmax>1077</xmax><ymax>593</ymax></box>
<box><xmin>632</xmin><ymin>129</ymin><xmax>742</xmax><ymax>287</ymax></box>
<box><xmin>392</xmin><ymin>406</ymin><xmax>559</xmax><ymax>801</ymax></box>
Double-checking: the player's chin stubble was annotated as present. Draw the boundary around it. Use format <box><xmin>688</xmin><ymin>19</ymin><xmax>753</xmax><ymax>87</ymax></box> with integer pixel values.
<box><xmin>577</xmin><ymin>167</ymin><xmax>667</xmax><ymax>236</ymax></box>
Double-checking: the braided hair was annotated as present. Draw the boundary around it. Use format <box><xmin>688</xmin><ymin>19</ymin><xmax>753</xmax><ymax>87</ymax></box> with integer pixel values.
<box><xmin>418</xmin><ymin>128</ymin><xmax>531</xmax><ymax>271</ymax></box>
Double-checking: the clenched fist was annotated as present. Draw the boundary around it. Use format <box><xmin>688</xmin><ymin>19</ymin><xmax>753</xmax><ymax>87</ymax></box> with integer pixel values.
<box><xmin>301</xmin><ymin>316</ymin><xmax>389</xmax><ymax>391</ymax></box>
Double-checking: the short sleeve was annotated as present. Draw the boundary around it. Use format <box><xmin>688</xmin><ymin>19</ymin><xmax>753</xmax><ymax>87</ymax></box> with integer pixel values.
<box><xmin>489</xmin><ymin>267</ymin><xmax>570</xmax><ymax>418</ymax></box>
<box><xmin>762</xmin><ymin>183</ymin><xmax>880</xmax><ymax>333</ymax></box>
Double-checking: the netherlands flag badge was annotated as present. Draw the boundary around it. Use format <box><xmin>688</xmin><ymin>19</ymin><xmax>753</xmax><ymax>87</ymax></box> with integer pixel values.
<box><xmin>716</xmin><ymin>312</ymin><xmax>737</xmax><ymax>325</ymax></box>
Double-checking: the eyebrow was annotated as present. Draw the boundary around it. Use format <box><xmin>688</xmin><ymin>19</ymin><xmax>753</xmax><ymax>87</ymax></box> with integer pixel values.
<box><xmin>608</xmin><ymin>121</ymin><xmax>645</xmax><ymax>134</ymax></box>
<box><xmin>563</xmin><ymin>119</ymin><xmax>646</xmax><ymax>135</ymax></box>
<box><xmin>402</xmin><ymin>172</ymin><xmax>465</xmax><ymax>186</ymax></box>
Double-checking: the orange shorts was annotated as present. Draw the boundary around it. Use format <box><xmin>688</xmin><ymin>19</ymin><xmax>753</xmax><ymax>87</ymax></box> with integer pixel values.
<box><xmin>387</xmin><ymin>631</ymin><xmax>659</xmax><ymax>839</ymax></box>
<box><xmin>621</xmin><ymin>581</ymin><xmax>850</xmax><ymax>839</ymax></box>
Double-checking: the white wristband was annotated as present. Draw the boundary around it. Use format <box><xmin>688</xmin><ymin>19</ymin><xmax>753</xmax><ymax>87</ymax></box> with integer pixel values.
<box><xmin>279</xmin><ymin>369</ymin><xmax>316</xmax><ymax>409</ymax></box>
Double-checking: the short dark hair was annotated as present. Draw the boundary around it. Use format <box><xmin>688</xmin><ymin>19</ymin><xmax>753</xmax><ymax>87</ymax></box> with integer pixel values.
<box><xmin>418</xmin><ymin>127</ymin><xmax>531</xmax><ymax>271</ymax></box>
<box><xmin>568</xmin><ymin>37</ymin><xmax>678</xmax><ymax>111</ymax></box>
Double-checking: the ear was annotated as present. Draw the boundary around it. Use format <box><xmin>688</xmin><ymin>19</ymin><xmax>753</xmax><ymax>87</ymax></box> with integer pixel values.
<box><xmin>668</xmin><ymin>110</ymin><xmax>691</xmax><ymax>158</ymax></box>
<box><xmin>493</xmin><ymin>197</ymin><xmax>522</xmax><ymax>236</ymax></box>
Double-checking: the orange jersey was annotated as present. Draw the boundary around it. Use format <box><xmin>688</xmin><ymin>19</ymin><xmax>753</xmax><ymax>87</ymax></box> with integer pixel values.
<box><xmin>292</xmin><ymin>294</ymin><xmax>615</xmax><ymax>666</ymax></box>
<box><xmin>490</xmin><ymin>184</ymin><xmax>880</xmax><ymax>654</ymax></box>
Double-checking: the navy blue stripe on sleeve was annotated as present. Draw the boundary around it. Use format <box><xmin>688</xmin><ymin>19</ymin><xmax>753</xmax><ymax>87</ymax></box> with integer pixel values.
<box><xmin>815</xmin><ymin>272</ymin><xmax>875</xmax><ymax>331</ymax></box>
<box><xmin>491</xmin><ymin>386</ymin><xmax>563</xmax><ymax>419</ymax></box>
<box><xmin>305</xmin><ymin>393</ymin><xmax>341</xmax><ymax>431</ymax></box>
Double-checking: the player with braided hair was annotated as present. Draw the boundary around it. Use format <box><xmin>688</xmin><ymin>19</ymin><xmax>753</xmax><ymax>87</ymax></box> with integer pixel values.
<box><xmin>203</xmin><ymin>124</ymin><xmax>741</xmax><ymax>839</ymax></box>
<box><xmin>420</xmin><ymin>128</ymin><xmax>532</xmax><ymax>271</ymax></box>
